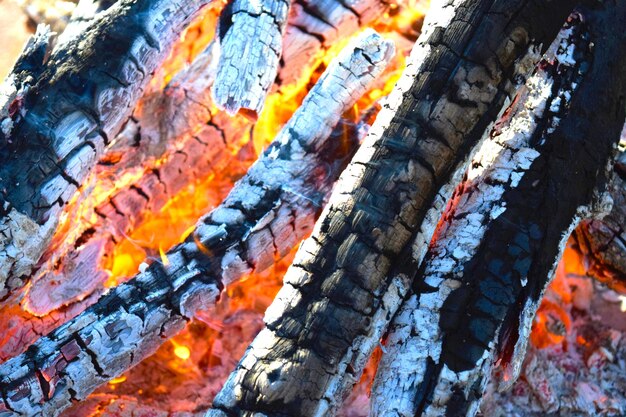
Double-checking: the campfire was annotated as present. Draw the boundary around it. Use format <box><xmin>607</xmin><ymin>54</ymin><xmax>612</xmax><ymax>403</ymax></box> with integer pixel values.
<box><xmin>0</xmin><ymin>0</ymin><xmax>624</xmax><ymax>416</ymax></box>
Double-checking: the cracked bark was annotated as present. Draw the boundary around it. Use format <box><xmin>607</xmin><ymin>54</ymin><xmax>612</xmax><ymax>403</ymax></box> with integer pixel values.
<box><xmin>0</xmin><ymin>0</ymin><xmax>211</xmax><ymax>303</ymax></box>
<box><xmin>0</xmin><ymin>30</ymin><xmax>393</xmax><ymax>417</ymax></box>
<box><xmin>1</xmin><ymin>0</ymin><xmax>404</xmax><ymax>315</ymax></box>
<box><xmin>19</xmin><ymin>41</ymin><xmax>252</xmax><ymax>318</ymax></box>
<box><xmin>212</xmin><ymin>0</ymin><xmax>291</xmax><ymax>118</ymax></box>
<box><xmin>371</xmin><ymin>4</ymin><xmax>626</xmax><ymax>417</ymax></box>
<box><xmin>207</xmin><ymin>1</ymin><xmax>576</xmax><ymax>416</ymax></box>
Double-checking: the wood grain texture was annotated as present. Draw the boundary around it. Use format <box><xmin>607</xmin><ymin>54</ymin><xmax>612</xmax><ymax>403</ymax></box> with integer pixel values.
<box><xmin>0</xmin><ymin>0</ymin><xmax>212</xmax><ymax>302</ymax></box>
<box><xmin>372</xmin><ymin>4</ymin><xmax>626</xmax><ymax>416</ymax></box>
<box><xmin>0</xmin><ymin>31</ymin><xmax>393</xmax><ymax>417</ymax></box>
<box><xmin>212</xmin><ymin>0</ymin><xmax>290</xmax><ymax>118</ymax></box>
<box><xmin>207</xmin><ymin>1</ymin><xmax>576</xmax><ymax>416</ymax></box>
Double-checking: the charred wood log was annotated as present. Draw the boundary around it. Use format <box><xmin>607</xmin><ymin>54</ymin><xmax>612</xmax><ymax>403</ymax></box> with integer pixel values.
<box><xmin>10</xmin><ymin>8</ymin><xmax>410</xmax><ymax>331</ymax></box>
<box><xmin>573</xmin><ymin>149</ymin><xmax>626</xmax><ymax>293</ymax></box>
<box><xmin>0</xmin><ymin>30</ymin><xmax>393</xmax><ymax>417</ymax></box>
<box><xmin>207</xmin><ymin>1</ymin><xmax>576</xmax><ymax>416</ymax></box>
<box><xmin>212</xmin><ymin>0</ymin><xmax>290</xmax><ymax>118</ymax></box>
<box><xmin>371</xmin><ymin>4</ymin><xmax>626</xmax><ymax>417</ymax></box>
<box><xmin>0</xmin><ymin>0</ymin><xmax>211</xmax><ymax>302</ymax></box>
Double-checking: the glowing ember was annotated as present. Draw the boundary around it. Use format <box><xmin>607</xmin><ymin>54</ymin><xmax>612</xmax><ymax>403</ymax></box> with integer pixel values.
<box><xmin>108</xmin><ymin>376</ymin><xmax>127</xmax><ymax>385</ymax></box>
<box><xmin>173</xmin><ymin>345</ymin><xmax>191</xmax><ymax>361</ymax></box>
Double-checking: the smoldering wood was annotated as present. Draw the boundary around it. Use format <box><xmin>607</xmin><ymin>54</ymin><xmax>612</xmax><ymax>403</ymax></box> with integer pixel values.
<box><xmin>277</xmin><ymin>0</ymin><xmax>393</xmax><ymax>89</ymax></box>
<box><xmin>573</xmin><ymin>150</ymin><xmax>626</xmax><ymax>294</ymax></box>
<box><xmin>5</xmin><ymin>0</ymin><xmax>409</xmax><ymax>318</ymax></box>
<box><xmin>0</xmin><ymin>6</ymin><xmax>220</xmax><ymax>313</ymax></box>
<box><xmin>17</xmin><ymin>15</ymin><xmax>408</xmax><ymax>323</ymax></box>
<box><xmin>371</xmin><ymin>15</ymin><xmax>590</xmax><ymax>416</ymax></box>
<box><xmin>0</xmin><ymin>31</ymin><xmax>393</xmax><ymax>417</ymax></box>
<box><xmin>0</xmin><ymin>0</ymin><xmax>212</xmax><ymax>303</ymax></box>
<box><xmin>207</xmin><ymin>1</ymin><xmax>576</xmax><ymax>416</ymax></box>
<box><xmin>212</xmin><ymin>0</ymin><xmax>290</xmax><ymax>118</ymax></box>
<box><xmin>19</xmin><ymin>42</ymin><xmax>253</xmax><ymax>318</ymax></box>
<box><xmin>371</xmin><ymin>4</ymin><xmax>626</xmax><ymax>417</ymax></box>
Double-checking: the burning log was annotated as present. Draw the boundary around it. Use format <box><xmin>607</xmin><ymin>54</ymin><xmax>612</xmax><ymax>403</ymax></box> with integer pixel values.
<box><xmin>212</xmin><ymin>0</ymin><xmax>290</xmax><ymax>118</ymax></box>
<box><xmin>19</xmin><ymin>42</ymin><xmax>250</xmax><ymax>318</ymax></box>
<box><xmin>574</xmin><ymin>149</ymin><xmax>626</xmax><ymax>294</ymax></box>
<box><xmin>0</xmin><ymin>0</ymin><xmax>211</xmax><ymax>302</ymax></box>
<box><xmin>207</xmin><ymin>1</ymin><xmax>576</xmax><ymax>415</ymax></box>
<box><xmin>371</xmin><ymin>4</ymin><xmax>626</xmax><ymax>416</ymax></box>
<box><xmin>0</xmin><ymin>30</ymin><xmax>394</xmax><ymax>416</ymax></box>
<box><xmin>277</xmin><ymin>0</ymin><xmax>395</xmax><ymax>89</ymax></box>
<box><xmin>8</xmin><ymin>0</ymin><xmax>407</xmax><ymax>317</ymax></box>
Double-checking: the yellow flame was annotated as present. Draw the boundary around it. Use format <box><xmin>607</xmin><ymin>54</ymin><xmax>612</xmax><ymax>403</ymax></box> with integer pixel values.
<box><xmin>620</xmin><ymin>295</ymin><xmax>626</xmax><ymax>312</ymax></box>
<box><xmin>108</xmin><ymin>375</ymin><xmax>127</xmax><ymax>385</ymax></box>
<box><xmin>159</xmin><ymin>246</ymin><xmax>170</xmax><ymax>267</ymax></box>
<box><xmin>171</xmin><ymin>339</ymin><xmax>191</xmax><ymax>361</ymax></box>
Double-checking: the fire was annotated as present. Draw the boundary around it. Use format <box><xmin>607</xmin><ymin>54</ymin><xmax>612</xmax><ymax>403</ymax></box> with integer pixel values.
<box><xmin>530</xmin><ymin>243</ymin><xmax>595</xmax><ymax>350</ymax></box>
<box><xmin>173</xmin><ymin>344</ymin><xmax>191</xmax><ymax>361</ymax></box>
<box><xmin>108</xmin><ymin>376</ymin><xmax>127</xmax><ymax>386</ymax></box>
<box><xmin>7</xmin><ymin>1</ymin><xmax>434</xmax><ymax>414</ymax></box>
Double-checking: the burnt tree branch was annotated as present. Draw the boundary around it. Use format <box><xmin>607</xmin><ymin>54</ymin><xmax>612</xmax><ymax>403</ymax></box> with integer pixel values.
<box><xmin>0</xmin><ymin>31</ymin><xmax>393</xmax><ymax>417</ymax></box>
<box><xmin>372</xmin><ymin>3</ymin><xmax>626</xmax><ymax>416</ymax></box>
<box><xmin>212</xmin><ymin>0</ymin><xmax>290</xmax><ymax>118</ymax></box>
<box><xmin>0</xmin><ymin>0</ymin><xmax>211</xmax><ymax>302</ymax></box>
<box><xmin>207</xmin><ymin>0</ymin><xmax>576</xmax><ymax>415</ymax></box>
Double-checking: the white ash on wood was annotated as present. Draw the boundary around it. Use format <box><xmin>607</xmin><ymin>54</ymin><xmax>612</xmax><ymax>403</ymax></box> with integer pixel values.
<box><xmin>207</xmin><ymin>1</ymin><xmax>575</xmax><ymax>416</ymax></box>
<box><xmin>0</xmin><ymin>30</ymin><xmax>393</xmax><ymax>417</ymax></box>
<box><xmin>372</xmin><ymin>4</ymin><xmax>626</xmax><ymax>417</ymax></box>
<box><xmin>0</xmin><ymin>0</ymin><xmax>212</xmax><ymax>303</ymax></box>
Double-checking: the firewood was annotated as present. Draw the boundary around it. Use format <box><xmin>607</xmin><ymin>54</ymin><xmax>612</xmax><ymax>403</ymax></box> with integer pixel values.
<box><xmin>0</xmin><ymin>6</ymin><xmax>219</xmax><ymax>311</ymax></box>
<box><xmin>278</xmin><ymin>0</ymin><xmax>393</xmax><ymax>89</ymax></box>
<box><xmin>573</xmin><ymin>150</ymin><xmax>626</xmax><ymax>293</ymax></box>
<box><xmin>0</xmin><ymin>0</ymin><xmax>211</xmax><ymax>303</ymax></box>
<box><xmin>0</xmin><ymin>30</ymin><xmax>393</xmax><ymax>417</ymax></box>
<box><xmin>206</xmin><ymin>1</ymin><xmax>576</xmax><ymax>416</ymax></box>
<box><xmin>8</xmin><ymin>0</ymin><xmax>411</xmax><ymax>317</ymax></box>
<box><xmin>371</xmin><ymin>4</ymin><xmax>626</xmax><ymax>416</ymax></box>
<box><xmin>212</xmin><ymin>0</ymin><xmax>290</xmax><ymax>119</ymax></box>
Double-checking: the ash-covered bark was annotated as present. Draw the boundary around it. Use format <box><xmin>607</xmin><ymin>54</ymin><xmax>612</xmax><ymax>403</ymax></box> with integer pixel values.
<box><xmin>0</xmin><ymin>0</ymin><xmax>212</xmax><ymax>303</ymax></box>
<box><xmin>212</xmin><ymin>0</ymin><xmax>290</xmax><ymax>118</ymax></box>
<box><xmin>207</xmin><ymin>1</ymin><xmax>576</xmax><ymax>416</ymax></box>
<box><xmin>0</xmin><ymin>31</ymin><xmax>392</xmax><ymax>417</ymax></box>
<box><xmin>574</xmin><ymin>149</ymin><xmax>626</xmax><ymax>294</ymax></box>
<box><xmin>372</xmin><ymin>4</ymin><xmax>626</xmax><ymax>417</ymax></box>
<box><xmin>19</xmin><ymin>41</ymin><xmax>252</xmax><ymax>317</ymax></box>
